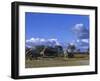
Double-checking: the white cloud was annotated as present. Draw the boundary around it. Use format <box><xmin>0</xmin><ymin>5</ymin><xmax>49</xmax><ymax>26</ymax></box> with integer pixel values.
<box><xmin>75</xmin><ymin>23</ymin><xmax>83</xmax><ymax>28</ymax></box>
<box><xmin>26</xmin><ymin>38</ymin><xmax>46</xmax><ymax>43</ymax></box>
<box><xmin>81</xmin><ymin>39</ymin><xmax>89</xmax><ymax>43</ymax></box>
<box><xmin>73</xmin><ymin>23</ymin><xmax>89</xmax><ymax>39</ymax></box>
<box><xmin>73</xmin><ymin>23</ymin><xmax>84</xmax><ymax>33</ymax></box>
<box><xmin>48</xmin><ymin>38</ymin><xmax>57</xmax><ymax>41</ymax></box>
<box><xmin>76</xmin><ymin>39</ymin><xmax>89</xmax><ymax>43</ymax></box>
<box><xmin>48</xmin><ymin>39</ymin><xmax>60</xmax><ymax>45</ymax></box>
<box><xmin>76</xmin><ymin>39</ymin><xmax>80</xmax><ymax>43</ymax></box>
<box><xmin>26</xmin><ymin>37</ymin><xmax>60</xmax><ymax>47</ymax></box>
<box><xmin>77</xmin><ymin>39</ymin><xmax>89</xmax><ymax>43</ymax></box>
<box><xmin>26</xmin><ymin>38</ymin><xmax>37</xmax><ymax>42</ymax></box>
<box><xmin>40</xmin><ymin>38</ymin><xmax>45</xmax><ymax>42</ymax></box>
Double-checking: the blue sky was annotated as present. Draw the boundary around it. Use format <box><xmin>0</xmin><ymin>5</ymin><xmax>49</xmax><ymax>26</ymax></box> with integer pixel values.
<box><xmin>25</xmin><ymin>12</ymin><xmax>89</xmax><ymax>50</ymax></box>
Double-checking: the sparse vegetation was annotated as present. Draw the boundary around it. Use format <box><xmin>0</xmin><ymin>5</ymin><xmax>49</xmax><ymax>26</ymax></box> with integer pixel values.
<box><xmin>25</xmin><ymin>53</ymin><xmax>89</xmax><ymax>68</ymax></box>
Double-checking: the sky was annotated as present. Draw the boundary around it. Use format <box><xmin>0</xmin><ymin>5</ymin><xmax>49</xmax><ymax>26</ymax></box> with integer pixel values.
<box><xmin>25</xmin><ymin>12</ymin><xmax>89</xmax><ymax>50</ymax></box>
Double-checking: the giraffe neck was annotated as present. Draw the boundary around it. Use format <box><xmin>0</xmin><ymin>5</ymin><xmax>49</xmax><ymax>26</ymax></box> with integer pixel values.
<box><xmin>40</xmin><ymin>46</ymin><xmax>47</xmax><ymax>56</ymax></box>
<box><xmin>43</xmin><ymin>46</ymin><xmax>47</xmax><ymax>52</ymax></box>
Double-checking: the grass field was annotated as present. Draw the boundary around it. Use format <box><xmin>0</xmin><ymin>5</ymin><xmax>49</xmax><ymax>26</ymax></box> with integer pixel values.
<box><xmin>25</xmin><ymin>54</ymin><xmax>89</xmax><ymax>68</ymax></box>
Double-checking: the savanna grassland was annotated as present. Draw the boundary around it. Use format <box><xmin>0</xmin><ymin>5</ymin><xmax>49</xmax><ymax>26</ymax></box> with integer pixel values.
<box><xmin>25</xmin><ymin>54</ymin><xmax>89</xmax><ymax>68</ymax></box>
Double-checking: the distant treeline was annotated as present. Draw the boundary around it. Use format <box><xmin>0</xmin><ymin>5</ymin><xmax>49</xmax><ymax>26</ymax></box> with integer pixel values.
<box><xmin>25</xmin><ymin>44</ymin><xmax>89</xmax><ymax>60</ymax></box>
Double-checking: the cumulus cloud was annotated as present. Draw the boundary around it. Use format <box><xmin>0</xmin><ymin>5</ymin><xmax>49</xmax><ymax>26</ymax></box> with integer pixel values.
<box><xmin>73</xmin><ymin>23</ymin><xmax>84</xmax><ymax>33</ymax></box>
<box><xmin>73</xmin><ymin>23</ymin><xmax>89</xmax><ymax>50</ymax></box>
<box><xmin>73</xmin><ymin>23</ymin><xmax>89</xmax><ymax>39</ymax></box>
<box><xmin>26</xmin><ymin>37</ymin><xmax>60</xmax><ymax>47</ymax></box>
<box><xmin>47</xmin><ymin>39</ymin><xmax>60</xmax><ymax>46</ymax></box>
<box><xmin>76</xmin><ymin>39</ymin><xmax>89</xmax><ymax>44</ymax></box>
<box><xmin>81</xmin><ymin>39</ymin><xmax>89</xmax><ymax>43</ymax></box>
<box><xmin>26</xmin><ymin>38</ymin><xmax>46</xmax><ymax>43</ymax></box>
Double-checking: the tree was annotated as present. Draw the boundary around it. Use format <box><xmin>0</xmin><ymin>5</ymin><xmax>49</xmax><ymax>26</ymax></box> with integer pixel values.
<box><xmin>87</xmin><ymin>47</ymin><xmax>89</xmax><ymax>54</ymax></box>
<box><xmin>35</xmin><ymin>45</ymin><xmax>45</xmax><ymax>52</ymax></box>
<box><xmin>44</xmin><ymin>46</ymin><xmax>57</xmax><ymax>57</ymax></box>
<box><xmin>67</xmin><ymin>43</ymin><xmax>76</xmax><ymax>58</ymax></box>
<box><xmin>55</xmin><ymin>45</ymin><xmax>63</xmax><ymax>57</ymax></box>
<box><xmin>77</xmin><ymin>49</ymin><xmax>80</xmax><ymax>53</ymax></box>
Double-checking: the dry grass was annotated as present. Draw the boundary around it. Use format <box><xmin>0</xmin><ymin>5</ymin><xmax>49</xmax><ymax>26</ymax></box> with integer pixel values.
<box><xmin>25</xmin><ymin>54</ymin><xmax>89</xmax><ymax>68</ymax></box>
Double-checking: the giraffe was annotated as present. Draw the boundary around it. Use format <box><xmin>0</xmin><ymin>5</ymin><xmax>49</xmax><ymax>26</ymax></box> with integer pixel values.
<box><xmin>26</xmin><ymin>48</ymin><xmax>33</xmax><ymax>55</ymax></box>
<box><xmin>26</xmin><ymin>47</ymin><xmax>34</xmax><ymax>60</ymax></box>
<box><xmin>40</xmin><ymin>46</ymin><xmax>47</xmax><ymax>57</ymax></box>
<box><xmin>63</xmin><ymin>48</ymin><xmax>68</xmax><ymax>60</ymax></box>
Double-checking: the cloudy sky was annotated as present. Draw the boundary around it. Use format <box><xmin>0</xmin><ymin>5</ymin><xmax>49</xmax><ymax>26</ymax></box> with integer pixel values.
<box><xmin>25</xmin><ymin>12</ymin><xmax>89</xmax><ymax>50</ymax></box>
